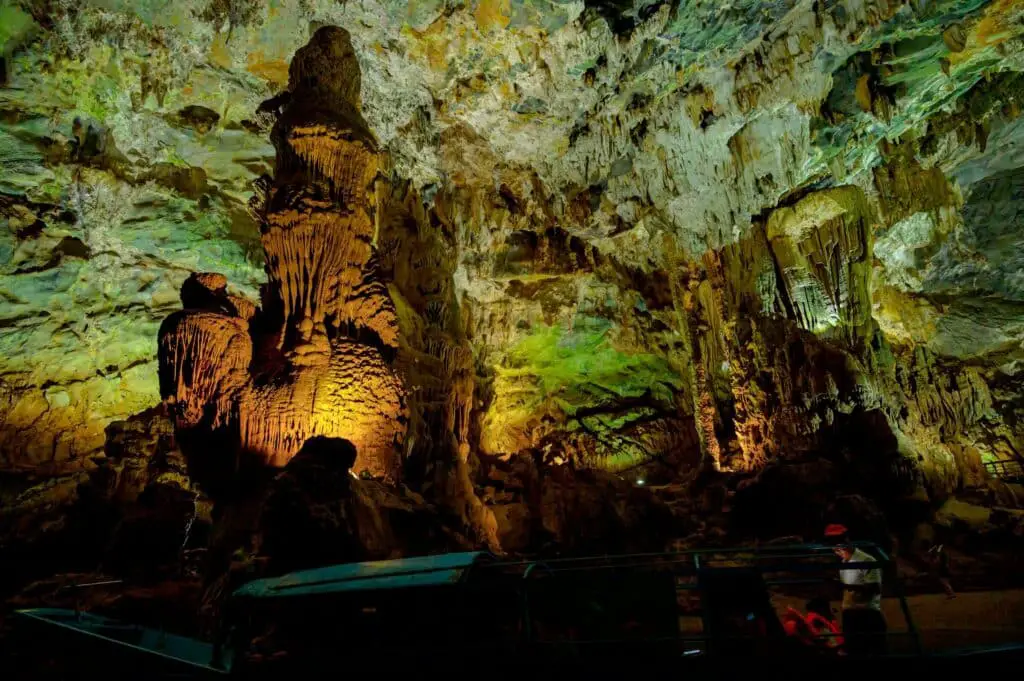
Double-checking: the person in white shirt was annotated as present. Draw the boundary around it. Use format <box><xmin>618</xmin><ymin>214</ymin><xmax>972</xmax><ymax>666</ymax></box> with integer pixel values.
<box><xmin>825</xmin><ymin>524</ymin><xmax>887</xmax><ymax>656</ymax></box>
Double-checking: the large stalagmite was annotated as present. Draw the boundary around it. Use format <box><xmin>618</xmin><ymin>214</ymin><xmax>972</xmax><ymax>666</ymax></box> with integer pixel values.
<box><xmin>158</xmin><ymin>27</ymin><xmax>406</xmax><ymax>478</ymax></box>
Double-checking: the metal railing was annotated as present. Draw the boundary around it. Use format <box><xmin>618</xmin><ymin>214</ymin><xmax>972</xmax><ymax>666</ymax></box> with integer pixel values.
<box><xmin>985</xmin><ymin>459</ymin><xmax>1024</xmax><ymax>483</ymax></box>
<box><xmin>56</xmin><ymin>579</ymin><xmax>124</xmax><ymax>618</ymax></box>
<box><xmin>475</xmin><ymin>542</ymin><xmax>922</xmax><ymax>657</ymax></box>
<box><xmin>221</xmin><ymin>544</ymin><xmax>927</xmax><ymax>662</ymax></box>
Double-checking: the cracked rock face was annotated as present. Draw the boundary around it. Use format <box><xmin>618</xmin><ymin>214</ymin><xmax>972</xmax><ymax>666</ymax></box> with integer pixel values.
<box><xmin>0</xmin><ymin>0</ymin><xmax>1022</xmax><ymax>507</ymax></box>
<box><xmin>159</xmin><ymin>27</ymin><xmax>407</xmax><ymax>479</ymax></box>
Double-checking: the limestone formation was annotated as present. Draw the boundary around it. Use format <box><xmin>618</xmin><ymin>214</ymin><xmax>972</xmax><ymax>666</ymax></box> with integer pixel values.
<box><xmin>158</xmin><ymin>27</ymin><xmax>406</xmax><ymax>479</ymax></box>
<box><xmin>1</xmin><ymin>1</ymin><xmax>1022</xmax><ymax>482</ymax></box>
<box><xmin>1</xmin><ymin>1</ymin><xmax>1023</xmax><ymax>575</ymax></box>
<box><xmin>380</xmin><ymin>182</ymin><xmax>498</xmax><ymax>548</ymax></box>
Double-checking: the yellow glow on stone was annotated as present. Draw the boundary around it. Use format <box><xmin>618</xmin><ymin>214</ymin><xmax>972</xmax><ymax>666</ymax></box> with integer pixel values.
<box><xmin>474</xmin><ymin>0</ymin><xmax>512</xmax><ymax>32</ymax></box>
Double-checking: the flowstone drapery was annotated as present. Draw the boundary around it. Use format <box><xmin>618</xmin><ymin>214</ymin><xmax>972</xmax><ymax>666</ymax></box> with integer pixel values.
<box><xmin>159</xmin><ymin>27</ymin><xmax>406</xmax><ymax>478</ymax></box>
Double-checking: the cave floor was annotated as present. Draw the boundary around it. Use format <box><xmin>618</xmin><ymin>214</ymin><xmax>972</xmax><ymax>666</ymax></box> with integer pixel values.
<box><xmin>773</xmin><ymin>589</ymin><xmax>1024</xmax><ymax>653</ymax></box>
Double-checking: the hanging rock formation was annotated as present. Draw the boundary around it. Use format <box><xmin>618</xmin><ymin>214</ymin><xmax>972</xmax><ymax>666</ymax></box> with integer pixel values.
<box><xmin>377</xmin><ymin>182</ymin><xmax>499</xmax><ymax>547</ymax></box>
<box><xmin>1</xmin><ymin>1</ymin><xmax>1023</xmax><ymax>576</ymax></box>
<box><xmin>158</xmin><ymin>27</ymin><xmax>406</xmax><ymax>480</ymax></box>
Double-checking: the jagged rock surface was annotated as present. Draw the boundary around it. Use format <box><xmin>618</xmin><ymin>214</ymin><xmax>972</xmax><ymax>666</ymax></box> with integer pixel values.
<box><xmin>0</xmin><ymin>408</ymin><xmax>207</xmax><ymax>595</ymax></box>
<box><xmin>158</xmin><ymin>27</ymin><xmax>407</xmax><ymax>479</ymax></box>
<box><xmin>255</xmin><ymin>436</ymin><xmax>472</xmax><ymax>574</ymax></box>
<box><xmin>0</xmin><ymin>1</ymin><xmax>1022</xmax><ymax>564</ymax></box>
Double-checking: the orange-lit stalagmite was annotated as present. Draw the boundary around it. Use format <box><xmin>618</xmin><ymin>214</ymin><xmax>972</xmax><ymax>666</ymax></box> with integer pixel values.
<box><xmin>158</xmin><ymin>27</ymin><xmax>406</xmax><ymax>478</ymax></box>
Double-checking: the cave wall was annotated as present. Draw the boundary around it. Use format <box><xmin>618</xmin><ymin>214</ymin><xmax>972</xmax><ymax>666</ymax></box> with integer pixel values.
<box><xmin>377</xmin><ymin>180</ymin><xmax>499</xmax><ymax>546</ymax></box>
<box><xmin>0</xmin><ymin>0</ymin><xmax>1022</xmax><ymax>546</ymax></box>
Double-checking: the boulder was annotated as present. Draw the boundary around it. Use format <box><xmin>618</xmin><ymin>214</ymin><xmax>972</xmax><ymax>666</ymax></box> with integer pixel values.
<box><xmin>0</xmin><ymin>410</ymin><xmax>204</xmax><ymax>595</ymax></box>
<box><xmin>484</xmin><ymin>456</ymin><xmax>678</xmax><ymax>555</ymax></box>
<box><xmin>254</xmin><ymin>437</ymin><xmax>469</xmax><ymax>575</ymax></box>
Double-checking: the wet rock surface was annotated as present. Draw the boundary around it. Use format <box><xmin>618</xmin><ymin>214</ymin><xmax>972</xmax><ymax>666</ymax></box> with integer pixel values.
<box><xmin>0</xmin><ymin>0</ymin><xmax>1018</xmax><ymax>479</ymax></box>
<box><xmin>0</xmin><ymin>0</ymin><xmax>1023</xmax><ymax>616</ymax></box>
<box><xmin>0</xmin><ymin>409</ymin><xmax>207</xmax><ymax>598</ymax></box>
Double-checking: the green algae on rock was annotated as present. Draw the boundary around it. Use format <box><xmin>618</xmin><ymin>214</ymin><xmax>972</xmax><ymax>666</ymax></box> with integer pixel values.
<box><xmin>0</xmin><ymin>0</ymin><xmax>1021</xmax><ymax>510</ymax></box>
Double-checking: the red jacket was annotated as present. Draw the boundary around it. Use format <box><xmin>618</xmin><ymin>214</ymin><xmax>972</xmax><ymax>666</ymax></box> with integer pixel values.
<box><xmin>783</xmin><ymin>607</ymin><xmax>843</xmax><ymax>648</ymax></box>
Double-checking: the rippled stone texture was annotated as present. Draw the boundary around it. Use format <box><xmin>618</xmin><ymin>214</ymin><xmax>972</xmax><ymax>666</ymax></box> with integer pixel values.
<box><xmin>3</xmin><ymin>1</ymin><xmax>1023</xmax><ymax>481</ymax></box>
<box><xmin>1</xmin><ymin>2</ymin><xmax>1023</xmax><ymax>563</ymax></box>
<box><xmin>159</xmin><ymin>27</ymin><xmax>406</xmax><ymax>479</ymax></box>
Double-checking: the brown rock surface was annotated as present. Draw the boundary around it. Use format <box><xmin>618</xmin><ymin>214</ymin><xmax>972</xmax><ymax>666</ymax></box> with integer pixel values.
<box><xmin>158</xmin><ymin>27</ymin><xmax>407</xmax><ymax>480</ymax></box>
<box><xmin>255</xmin><ymin>436</ymin><xmax>470</xmax><ymax>573</ymax></box>
<box><xmin>0</xmin><ymin>409</ymin><xmax>205</xmax><ymax>596</ymax></box>
<box><xmin>1</xmin><ymin>1</ymin><xmax>1022</xmax><ymax>596</ymax></box>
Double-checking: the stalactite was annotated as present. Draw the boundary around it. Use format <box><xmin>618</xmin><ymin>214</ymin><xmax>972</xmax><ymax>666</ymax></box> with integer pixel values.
<box><xmin>158</xmin><ymin>27</ymin><xmax>407</xmax><ymax>479</ymax></box>
<box><xmin>375</xmin><ymin>180</ymin><xmax>500</xmax><ymax>551</ymax></box>
<box><xmin>665</xmin><ymin>238</ymin><xmax>722</xmax><ymax>473</ymax></box>
<box><xmin>762</xmin><ymin>186</ymin><xmax>874</xmax><ymax>347</ymax></box>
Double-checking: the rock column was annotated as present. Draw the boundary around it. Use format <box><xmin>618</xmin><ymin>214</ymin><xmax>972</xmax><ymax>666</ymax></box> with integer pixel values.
<box><xmin>159</xmin><ymin>27</ymin><xmax>407</xmax><ymax>479</ymax></box>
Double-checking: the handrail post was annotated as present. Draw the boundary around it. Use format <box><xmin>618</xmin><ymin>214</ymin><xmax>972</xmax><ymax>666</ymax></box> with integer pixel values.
<box><xmin>892</xmin><ymin>572</ymin><xmax>922</xmax><ymax>657</ymax></box>
<box><xmin>520</xmin><ymin>562</ymin><xmax>548</xmax><ymax>646</ymax></box>
<box><xmin>693</xmin><ymin>553</ymin><xmax>711</xmax><ymax>654</ymax></box>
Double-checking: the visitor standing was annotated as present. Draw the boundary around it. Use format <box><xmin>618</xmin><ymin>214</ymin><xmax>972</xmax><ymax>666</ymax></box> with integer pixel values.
<box><xmin>926</xmin><ymin>543</ymin><xmax>956</xmax><ymax>599</ymax></box>
<box><xmin>825</xmin><ymin>524</ymin><xmax>887</xmax><ymax>656</ymax></box>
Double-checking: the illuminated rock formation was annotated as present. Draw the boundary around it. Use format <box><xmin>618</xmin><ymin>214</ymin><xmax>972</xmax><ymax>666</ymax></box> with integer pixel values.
<box><xmin>379</xmin><ymin>183</ymin><xmax>498</xmax><ymax>548</ymax></box>
<box><xmin>2</xmin><ymin>1</ymin><xmax>1024</xmax><ymax>569</ymax></box>
<box><xmin>158</xmin><ymin>27</ymin><xmax>406</xmax><ymax>478</ymax></box>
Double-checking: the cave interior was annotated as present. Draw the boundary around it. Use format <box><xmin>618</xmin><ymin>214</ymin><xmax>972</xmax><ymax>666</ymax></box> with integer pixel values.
<box><xmin>1</xmin><ymin>0</ymin><xmax>1024</xmax><ymax>656</ymax></box>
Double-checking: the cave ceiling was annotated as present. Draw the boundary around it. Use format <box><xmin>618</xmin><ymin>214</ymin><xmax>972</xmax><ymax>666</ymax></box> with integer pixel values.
<box><xmin>1</xmin><ymin>0</ymin><xmax>1023</xmax><ymax>472</ymax></box>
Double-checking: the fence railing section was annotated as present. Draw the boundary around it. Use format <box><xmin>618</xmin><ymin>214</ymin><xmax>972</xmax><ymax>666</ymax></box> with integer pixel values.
<box><xmin>985</xmin><ymin>459</ymin><xmax>1024</xmax><ymax>483</ymax></box>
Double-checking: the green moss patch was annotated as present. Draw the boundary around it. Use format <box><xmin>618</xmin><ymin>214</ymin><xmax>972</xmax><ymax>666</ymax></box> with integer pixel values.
<box><xmin>502</xmin><ymin>317</ymin><xmax>681</xmax><ymax>414</ymax></box>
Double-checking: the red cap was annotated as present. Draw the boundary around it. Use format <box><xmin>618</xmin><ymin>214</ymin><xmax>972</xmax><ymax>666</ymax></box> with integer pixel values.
<box><xmin>824</xmin><ymin>523</ymin><xmax>848</xmax><ymax>538</ymax></box>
